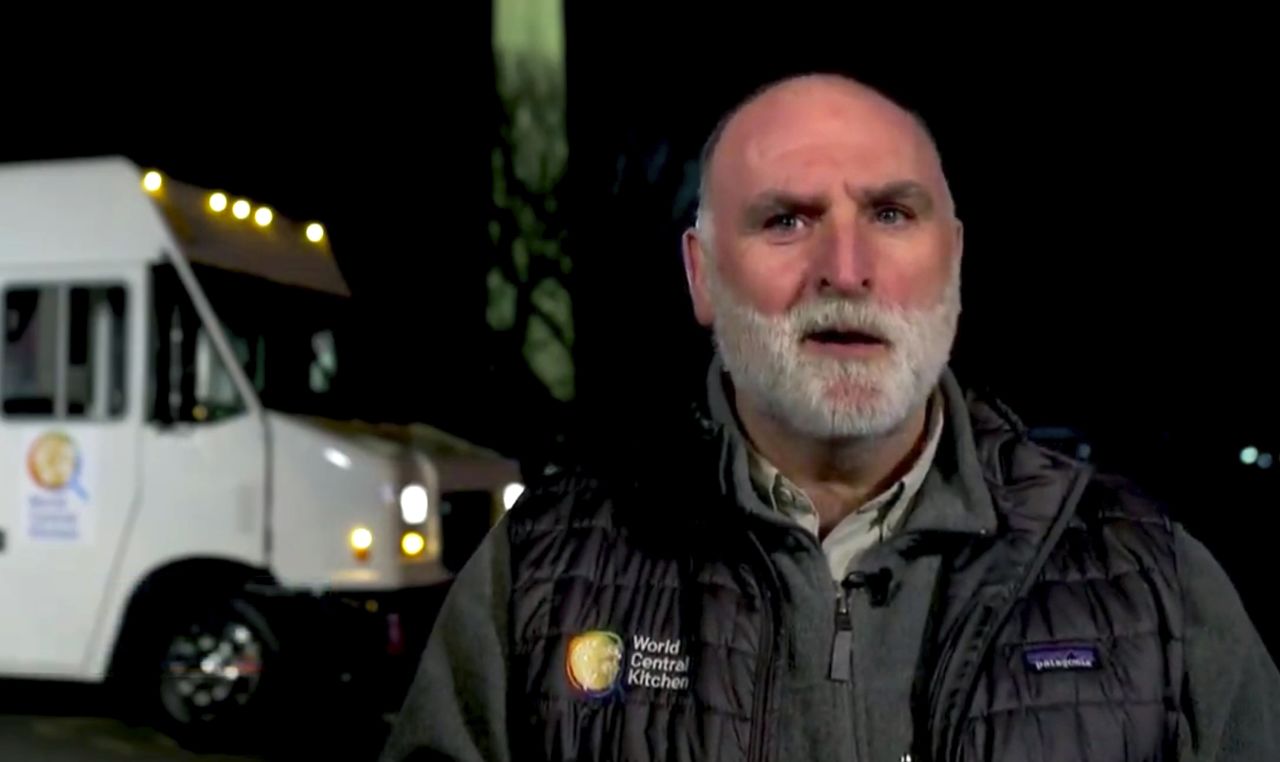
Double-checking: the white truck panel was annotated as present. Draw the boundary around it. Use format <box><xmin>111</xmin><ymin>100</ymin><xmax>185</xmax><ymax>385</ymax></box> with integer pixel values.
<box><xmin>266</xmin><ymin>413</ymin><xmax>403</xmax><ymax>590</ymax></box>
<box><xmin>0</xmin><ymin>157</ymin><xmax>166</xmax><ymax>267</ymax></box>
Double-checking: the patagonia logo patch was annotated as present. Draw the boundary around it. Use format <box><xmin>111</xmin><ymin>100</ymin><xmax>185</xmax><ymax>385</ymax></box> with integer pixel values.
<box><xmin>1023</xmin><ymin>643</ymin><xmax>1100</xmax><ymax>673</ymax></box>
<box><xmin>566</xmin><ymin>631</ymin><xmax>691</xmax><ymax>698</ymax></box>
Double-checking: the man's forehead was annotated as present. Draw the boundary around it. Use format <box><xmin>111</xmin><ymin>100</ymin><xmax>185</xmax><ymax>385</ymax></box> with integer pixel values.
<box><xmin>709</xmin><ymin>77</ymin><xmax>943</xmax><ymax>200</ymax></box>
<box><xmin>740</xmin><ymin>123</ymin><xmax>924</xmax><ymax>187</ymax></box>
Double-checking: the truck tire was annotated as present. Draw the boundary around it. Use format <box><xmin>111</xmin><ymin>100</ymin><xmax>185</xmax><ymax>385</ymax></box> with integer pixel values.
<box><xmin>114</xmin><ymin>592</ymin><xmax>282</xmax><ymax>751</ymax></box>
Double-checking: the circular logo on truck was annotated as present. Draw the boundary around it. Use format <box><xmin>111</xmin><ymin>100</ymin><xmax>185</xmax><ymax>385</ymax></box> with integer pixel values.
<box><xmin>27</xmin><ymin>431</ymin><xmax>80</xmax><ymax>491</ymax></box>
<box><xmin>566</xmin><ymin>630</ymin><xmax>624</xmax><ymax>697</ymax></box>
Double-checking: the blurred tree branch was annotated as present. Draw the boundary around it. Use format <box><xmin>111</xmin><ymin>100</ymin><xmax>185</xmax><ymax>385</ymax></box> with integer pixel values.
<box><xmin>489</xmin><ymin>0</ymin><xmax>573</xmax><ymax>404</ymax></box>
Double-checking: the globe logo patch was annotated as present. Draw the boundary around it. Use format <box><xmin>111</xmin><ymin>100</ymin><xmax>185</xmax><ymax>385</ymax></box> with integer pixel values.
<box><xmin>565</xmin><ymin>630</ymin><xmax>624</xmax><ymax>697</ymax></box>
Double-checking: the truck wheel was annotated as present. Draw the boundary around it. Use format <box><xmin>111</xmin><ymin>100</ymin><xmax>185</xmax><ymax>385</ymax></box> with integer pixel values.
<box><xmin>120</xmin><ymin>594</ymin><xmax>281</xmax><ymax>750</ymax></box>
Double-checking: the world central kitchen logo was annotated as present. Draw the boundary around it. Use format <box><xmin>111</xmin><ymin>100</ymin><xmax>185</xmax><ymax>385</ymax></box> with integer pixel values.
<box><xmin>565</xmin><ymin>631</ymin><xmax>691</xmax><ymax>697</ymax></box>
<box><xmin>27</xmin><ymin>431</ymin><xmax>87</xmax><ymax>499</ymax></box>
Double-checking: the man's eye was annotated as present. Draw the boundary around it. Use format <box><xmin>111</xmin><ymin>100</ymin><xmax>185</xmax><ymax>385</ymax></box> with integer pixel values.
<box><xmin>874</xmin><ymin>206</ymin><xmax>912</xmax><ymax>225</ymax></box>
<box><xmin>764</xmin><ymin>213</ymin><xmax>803</xmax><ymax>231</ymax></box>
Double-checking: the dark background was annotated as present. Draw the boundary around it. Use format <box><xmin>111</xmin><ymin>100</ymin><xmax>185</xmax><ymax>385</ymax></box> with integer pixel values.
<box><xmin>6</xmin><ymin>16</ymin><xmax>1278</xmax><ymax>651</ymax></box>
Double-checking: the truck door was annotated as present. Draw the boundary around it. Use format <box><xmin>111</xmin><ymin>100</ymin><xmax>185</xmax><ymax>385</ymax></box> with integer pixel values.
<box><xmin>126</xmin><ymin>261</ymin><xmax>267</xmax><ymax>580</ymax></box>
<box><xmin>0</xmin><ymin>275</ymin><xmax>141</xmax><ymax>677</ymax></box>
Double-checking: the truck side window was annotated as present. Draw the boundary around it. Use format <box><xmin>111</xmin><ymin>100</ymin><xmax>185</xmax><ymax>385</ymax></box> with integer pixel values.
<box><xmin>2</xmin><ymin>285</ymin><xmax>128</xmax><ymax>419</ymax></box>
<box><xmin>309</xmin><ymin>329</ymin><xmax>337</xmax><ymax>394</ymax></box>
<box><xmin>2</xmin><ymin>288</ymin><xmax>55</xmax><ymax>415</ymax></box>
<box><xmin>151</xmin><ymin>264</ymin><xmax>245</xmax><ymax>424</ymax></box>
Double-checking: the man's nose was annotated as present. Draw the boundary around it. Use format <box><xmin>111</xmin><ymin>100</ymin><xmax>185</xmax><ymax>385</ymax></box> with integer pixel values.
<box><xmin>811</xmin><ymin>217</ymin><xmax>873</xmax><ymax>297</ymax></box>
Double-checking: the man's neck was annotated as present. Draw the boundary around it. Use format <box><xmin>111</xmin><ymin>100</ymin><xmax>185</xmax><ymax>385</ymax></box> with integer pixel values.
<box><xmin>736</xmin><ymin>393</ymin><xmax>931</xmax><ymax>535</ymax></box>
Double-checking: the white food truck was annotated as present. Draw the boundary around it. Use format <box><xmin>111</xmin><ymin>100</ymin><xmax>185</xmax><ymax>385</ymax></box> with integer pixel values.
<box><xmin>0</xmin><ymin>156</ymin><xmax>517</xmax><ymax>744</ymax></box>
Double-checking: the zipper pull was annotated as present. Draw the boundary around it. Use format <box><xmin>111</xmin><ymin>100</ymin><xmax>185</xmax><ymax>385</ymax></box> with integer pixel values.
<box><xmin>829</xmin><ymin>591</ymin><xmax>853</xmax><ymax>681</ymax></box>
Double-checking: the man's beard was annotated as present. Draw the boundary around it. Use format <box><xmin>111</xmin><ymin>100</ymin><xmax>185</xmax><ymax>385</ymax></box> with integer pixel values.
<box><xmin>707</xmin><ymin>262</ymin><xmax>960</xmax><ymax>439</ymax></box>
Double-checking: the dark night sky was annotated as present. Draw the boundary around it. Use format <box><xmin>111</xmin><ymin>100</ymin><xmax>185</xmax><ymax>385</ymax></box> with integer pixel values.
<box><xmin>7</xmin><ymin>18</ymin><xmax>1280</xmax><ymax>636</ymax></box>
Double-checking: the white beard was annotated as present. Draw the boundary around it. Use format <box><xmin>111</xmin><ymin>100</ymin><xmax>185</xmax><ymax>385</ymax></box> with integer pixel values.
<box><xmin>707</xmin><ymin>261</ymin><xmax>961</xmax><ymax>439</ymax></box>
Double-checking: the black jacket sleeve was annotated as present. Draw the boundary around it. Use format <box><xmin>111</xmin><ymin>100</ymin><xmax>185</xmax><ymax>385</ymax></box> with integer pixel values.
<box><xmin>1176</xmin><ymin>525</ymin><xmax>1280</xmax><ymax>761</ymax></box>
<box><xmin>381</xmin><ymin>523</ymin><xmax>512</xmax><ymax>762</ymax></box>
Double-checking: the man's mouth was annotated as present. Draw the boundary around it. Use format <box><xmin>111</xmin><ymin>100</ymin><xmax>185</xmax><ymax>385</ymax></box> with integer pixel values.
<box><xmin>803</xmin><ymin>327</ymin><xmax>888</xmax><ymax>347</ymax></box>
<box><xmin>800</xmin><ymin>326</ymin><xmax>891</xmax><ymax>359</ymax></box>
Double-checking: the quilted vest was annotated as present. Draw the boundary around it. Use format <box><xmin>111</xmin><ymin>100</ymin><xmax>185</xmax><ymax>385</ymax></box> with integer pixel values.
<box><xmin>505</xmin><ymin>395</ymin><xmax>1182</xmax><ymax>762</ymax></box>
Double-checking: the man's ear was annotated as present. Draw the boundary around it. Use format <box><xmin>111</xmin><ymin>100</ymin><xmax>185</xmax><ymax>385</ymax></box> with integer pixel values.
<box><xmin>682</xmin><ymin>228</ymin><xmax>715</xmax><ymax>327</ymax></box>
<box><xmin>954</xmin><ymin>218</ymin><xmax>965</xmax><ymax>262</ymax></box>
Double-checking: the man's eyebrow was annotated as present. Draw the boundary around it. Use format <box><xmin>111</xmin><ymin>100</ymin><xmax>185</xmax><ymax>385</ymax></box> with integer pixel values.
<box><xmin>853</xmin><ymin>180</ymin><xmax>936</xmax><ymax>213</ymax></box>
<box><xmin>741</xmin><ymin>190</ymin><xmax>828</xmax><ymax>224</ymax></box>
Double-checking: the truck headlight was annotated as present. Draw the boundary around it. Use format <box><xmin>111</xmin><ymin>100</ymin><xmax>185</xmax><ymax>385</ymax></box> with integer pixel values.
<box><xmin>401</xmin><ymin>531</ymin><xmax>425</xmax><ymax>557</ymax></box>
<box><xmin>400</xmin><ymin>484</ymin><xmax>429</xmax><ymax>524</ymax></box>
<box><xmin>349</xmin><ymin>526</ymin><xmax>373</xmax><ymax>560</ymax></box>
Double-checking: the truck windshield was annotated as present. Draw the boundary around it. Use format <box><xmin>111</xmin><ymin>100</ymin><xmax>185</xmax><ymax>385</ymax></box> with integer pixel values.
<box><xmin>190</xmin><ymin>264</ymin><xmax>355</xmax><ymax>420</ymax></box>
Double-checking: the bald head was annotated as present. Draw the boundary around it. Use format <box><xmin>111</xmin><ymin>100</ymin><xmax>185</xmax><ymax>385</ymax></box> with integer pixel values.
<box><xmin>695</xmin><ymin>74</ymin><xmax>953</xmax><ymax>238</ymax></box>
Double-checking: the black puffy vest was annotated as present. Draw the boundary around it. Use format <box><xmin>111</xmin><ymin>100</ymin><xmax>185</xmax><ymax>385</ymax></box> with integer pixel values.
<box><xmin>505</xmin><ymin>395</ymin><xmax>1183</xmax><ymax>762</ymax></box>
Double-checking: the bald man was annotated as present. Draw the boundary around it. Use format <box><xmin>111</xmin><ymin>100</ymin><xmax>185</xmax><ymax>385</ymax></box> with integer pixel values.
<box><xmin>384</xmin><ymin>75</ymin><xmax>1280</xmax><ymax>762</ymax></box>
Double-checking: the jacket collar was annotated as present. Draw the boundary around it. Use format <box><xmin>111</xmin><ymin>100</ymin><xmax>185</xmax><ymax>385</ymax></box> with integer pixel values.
<box><xmin>902</xmin><ymin>371</ymin><xmax>999</xmax><ymax>537</ymax></box>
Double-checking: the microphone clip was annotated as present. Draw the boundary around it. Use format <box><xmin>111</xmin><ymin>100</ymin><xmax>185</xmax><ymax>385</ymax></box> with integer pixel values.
<box><xmin>843</xmin><ymin>567</ymin><xmax>894</xmax><ymax>607</ymax></box>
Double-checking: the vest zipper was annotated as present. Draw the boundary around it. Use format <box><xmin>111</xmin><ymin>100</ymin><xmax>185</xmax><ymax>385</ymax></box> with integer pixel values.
<box><xmin>829</xmin><ymin>569</ymin><xmax>891</xmax><ymax>682</ymax></box>
<box><xmin>747</xmin><ymin>530</ymin><xmax>781</xmax><ymax>762</ymax></box>
<box><xmin>829</xmin><ymin>588</ymin><xmax>853</xmax><ymax>681</ymax></box>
